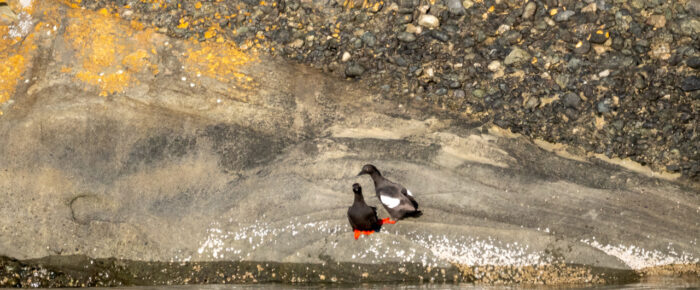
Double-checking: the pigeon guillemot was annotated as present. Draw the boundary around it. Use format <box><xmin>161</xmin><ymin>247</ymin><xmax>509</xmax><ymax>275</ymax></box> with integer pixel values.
<box><xmin>358</xmin><ymin>164</ymin><xmax>422</xmax><ymax>222</ymax></box>
<box><xmin>347</xmin><ymin>183</ymin><xmax>394</xmax><ymax>240</ymax></box>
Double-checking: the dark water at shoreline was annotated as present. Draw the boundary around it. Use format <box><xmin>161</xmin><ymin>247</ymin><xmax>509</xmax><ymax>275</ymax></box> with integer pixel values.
<box><xmin>43</xmin><ymin>279</ymin><xmax>700</xmax><ymax>290</ymax></box>
<box><xmin>3</xmin><ymin>255</ymin><xmax>699</xmax><ymax>288</ymax></box>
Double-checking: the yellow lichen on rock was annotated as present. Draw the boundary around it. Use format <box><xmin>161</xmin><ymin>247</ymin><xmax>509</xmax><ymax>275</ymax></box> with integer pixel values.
<box><xmin>0</xmin><ymin>25</ymin><xmax>34</xmax><ymax>110</ymax></box>
<box><xmin>64</xmin><ymin>7</ymin><xmax>158</xmax><ymax>96</ymax></box>
<box><xmin>180</xmin><ymin>38</ymin><xmax>258</xmax><ymax>91</ymax></box>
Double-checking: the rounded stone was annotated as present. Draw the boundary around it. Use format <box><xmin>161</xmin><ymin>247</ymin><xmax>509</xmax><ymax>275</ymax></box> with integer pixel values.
<box><xmin>504</xmin><ymin>47</ymin><xmax>531</xmax><ymax>66</ymax></box>
<box><xmin>345</xmin><ymin>63</ymin><xmax>365</xmax><ymax>77</ymax></box>
<box><xmin>562</xmin><ymin>92</ymin><xmax>581</xmax><ymax>108</ymax></box>
<box><xmin>680</xmin><ymin>76</ymin><xmax>700</xmax><ymax>92</ymax></box>
<box><xmin>522</xmin><ymin>2</ymin><xmax>536</xmax><ymax>20</ymax></box>
<box><xmin>418</xmin><ymin>14</ymin><xmax>440</xmax><ymax>29</ymax></box>
<box><xmin>397</xmin><ymin>32</ymin><xmax>416</xmax><ymax>42</ymax></box>
<box><xmin>341</xmin><ymin>51</ymin><xmax>351</xmax><ymax>62</ymax></box>
<box><xmin>686</xmin><ymin>57</ymin><xmax>700</xmax><ymax>69</ymax></box>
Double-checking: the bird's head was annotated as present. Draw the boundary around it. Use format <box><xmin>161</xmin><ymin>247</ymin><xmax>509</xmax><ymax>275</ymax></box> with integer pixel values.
<box><xmin>358</xmin><ymin>164</ymin><xmax>381</xmax><ymax>176</ymax></box>
<box><xmin>352</xmin><ymin>183</ymin><xmax>362</xmax><ymax>194</ymax></box>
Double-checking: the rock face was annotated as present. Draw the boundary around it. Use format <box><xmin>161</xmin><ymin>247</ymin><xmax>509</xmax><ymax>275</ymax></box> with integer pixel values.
<box><xmin>0</xmin><ymin>1</ymin><xmax>699</xmax><ymax>286</ymax></box>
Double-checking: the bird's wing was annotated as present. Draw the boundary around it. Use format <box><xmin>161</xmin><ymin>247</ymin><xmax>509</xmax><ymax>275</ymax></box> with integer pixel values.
<box><xmin>347</xmin><ymin>207</ymin><xmax>358</xmax><ymax>230</ymax></box>
<box><xmin>378</xmin><ymin>186</ymin><xmax>405</xmax><ymax>209</ymax></box>
<box><xmin>367</xmin><ymin>206</ymin><xmax>380</xmax><ymax>225</ymax></box>
<box><xmin>401</xmin><ymin>188</ymin><xmax>419</xmax><ymax>209</ymax></box>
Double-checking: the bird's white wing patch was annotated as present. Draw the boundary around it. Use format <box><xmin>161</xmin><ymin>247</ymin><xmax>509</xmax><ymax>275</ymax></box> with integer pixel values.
<box><xmin>380</xmin><ymin>195</ymin><xmax>401</xmax><ymax>208</ymax></box>
<box><xmin>406</xmin><ymin>189</ymin><xmax>413</xmax><ymax>196</ymax></box>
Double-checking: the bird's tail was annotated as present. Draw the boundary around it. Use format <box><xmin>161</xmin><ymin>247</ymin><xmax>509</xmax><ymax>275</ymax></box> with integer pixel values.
<box><xmin>405</xmin><ymin>210</ymin><xmax>423</xmax><ymax>218</ymax></box>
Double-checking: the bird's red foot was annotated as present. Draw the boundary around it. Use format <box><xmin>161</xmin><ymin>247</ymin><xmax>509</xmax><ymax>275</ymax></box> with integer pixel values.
<box><xmin>380</xmin><ymin>218</ymin><xmax>396</xmax><ymax>225</ymax></box>
<box><xmin>353</xmin><ymin>229</ymin><xmax>376</xmax><ymax>239</ymax></box>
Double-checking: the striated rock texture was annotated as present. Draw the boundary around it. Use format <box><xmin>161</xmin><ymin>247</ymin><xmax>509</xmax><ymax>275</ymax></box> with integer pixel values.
<box><xmin>0</xmin><ymin>1</ymin><xmax>698</xmax><ymax>286</ymax></box>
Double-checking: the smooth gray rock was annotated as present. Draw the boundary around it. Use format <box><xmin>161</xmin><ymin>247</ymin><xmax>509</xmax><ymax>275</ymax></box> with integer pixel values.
<box><xmin>397</xmin><ymin>31</ymin><xmax>416</xmax><ymax>42</ymax></box>
<box><xmin>345</xmin><ymin>62</ymin><xmax>365</xmax><ymax>77</ymax></box>
<box><xmin>554</xmin><ymin>10</ymin><xmax>575</xmax><ymax>22</ymax></box>
<box><xmin>504</xmin><ymin>47</ymin><xmax>531</xmax><ymax>66</ymax></box>
<box><xmin>522</xmin><ymin>1</ymin><xmax>536</xmax><ymax>20</ymax></box>
<box><xmin>563</xmin><ymin>92</ymin><xmax>581</xmax><ymax>108</ymax></box>
<box><xmin>446</xmin><ymin>0</ymin><xmax>466</xmax><ymax>15</ymax></box>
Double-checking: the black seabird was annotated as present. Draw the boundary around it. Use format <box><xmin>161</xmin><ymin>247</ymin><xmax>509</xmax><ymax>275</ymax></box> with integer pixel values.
<box><xmin>347</xmin><ymin>183</ymin><xmax>394</xmax><ymax>239</ymax></box>
<box><xmin>358</xmin><ymin>164</ymin><xmax>422</xmax><ymax>222</ymax></box>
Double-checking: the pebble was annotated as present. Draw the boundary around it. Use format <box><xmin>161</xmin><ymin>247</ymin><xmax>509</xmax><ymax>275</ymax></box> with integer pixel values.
<box><xmin>362</xmin><ymin>32</ymin><xmax>376</xmax><ymax>47</ymax></box>
<box><xmin>463</xmin><ymin>37</ymin><xmax>475</xmax><ymax>48</ymax></box>
<box><xmin>406</xmin><ymin>24</ymin><xmax>422</xmax><ymax>34</ymax></box>
<box><xmin>525</xmin><ymin>97</ymin><xmax>540</xmax><ymax>109</ymax></box>
<box><xmin>504</xmin><ymin>47</ymin><xmax>531</xmax><ymax>66</ymax></box>
<box><xmin>562</xmin><ymin>92</ymin><xmax>580</xmax><ymax>108</ymax></box>
<box><xmin>581</xmin><ymin>3</ymin><xmax>597</xmax><ymax>13</ymax></box>
<box><xmin>554</xmin><ymin>10</ymin><xmax>575</xmax><ymax>22</ymax></box>
<box><xmin>430</xmin><ymin>30</ymin><xmax>449</xmax><ymax>42</ymax></box>
<box><xmin>598</xmin><ymin>69</ymin><xmax>610</xmax><ymax>78</ymax></box>
<box><xmin>574</xmin><ymin>41</ymin><xmax>591</xmax><ymax>54</ymax></box>
<box><xmin>567</xmin><ymin>58</ymin><xmax>582</xmax><ymax>71</ymax></box>
<box><xmin>453</xmin><ymin>90</ymin><xmax>466</xmax><ymax>98</ymax></box>
<box><xmin>446</xmin><ymin>0</ymin><xmax>466</xmax><ymax>15</ymax></box>
<box><xmin>522</xmin><ymin>2</ymin><xmax>537</xmax><ymax>20</ymax></box>
<box><xmin>418</xmin><ymin>14</ymin><xmax>440</xmax><ymax>29</ymax></box>
<box><xmin>678</xmin><ymin>18</ymin><xmax>700</xmax><ymax>36</ymax></box>
<box><xmin>589</xmin><ymin>30</ymin><xmax>608</xmax><ymax>44</ymax></box>
<box><xmin>680</xmin><ymin>76</ymin><xmax>700</xmax><ymax>92</ymax></box>
<box><xmin>397</xmin><ymin>32</ymin><xmax>416</xmax><ymax>42</ymax></box>
<box><xmin>597</xmin><ymin>99</ymin><xmax>611</xmax><ymax>113</ymax></box>
<box><xmin>630</xmin><ymin>0</ymin><xmax>645</xmax><ymax>9</ymax></box>
<box><xmin>472</xmin><ymin>89</ymin><xmax>485</xmax><ymax>98</ymax></box>
<box><xmin>488</xmin><ymin>61</ymin><xmax>503</xmax><ymax>72</ymax></box>
<box><xmin>345</xmin><ymin>63</ymin><xmax>365</xmax><ymax>77</ymax></box>
<box><xmin>462</xmin><ymin>0</ymin><xmax>474</xmax><ymax>9</ymax></box>
<box><xmin>397</xmin><ymin>14</ymin><xmax>413</xmax><ymax>24</ymax></box>
<box><xmin>288</xmin><ymin>39</ymin><xmax>304</xmax><ymax>48</ymax></box>
<box><xmin>686</xmin><ymin>57</ymin><xmax>700</xmax><ymax>69</ymax></box>
<box><xmin>497</xmin><ymin>24</ymin><xmax>511</xmax><ymax>34</ymax></box>
<box><xmin>501</xmin><ymin>31</ymin><xmax>522</xmax><ymax>45</ymax></box>
<box><xmin>341</xmin><ymin>52</ymin><xmax>351</xmax><ymax>62</ymax></box>
<box><xmin>646</xmin><ymin>15</ymin><xmax>666</xmax><ymax>28</ymax></box>
<box><xmin>650</xmin><ymin>42</ymin><xmax>671</xmax><ymax>60</ymax></box>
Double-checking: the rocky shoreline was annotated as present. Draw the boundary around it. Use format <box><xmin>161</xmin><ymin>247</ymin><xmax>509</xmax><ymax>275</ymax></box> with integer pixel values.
<box><xmin>67</xmin><ymin>0</ymin><xmax>700</xmax><ymax>182</ymax></box>
<box><xmin>4</xmin><ymin>255</ymin><xmax>697</xmax><ymax>287</ymax></box>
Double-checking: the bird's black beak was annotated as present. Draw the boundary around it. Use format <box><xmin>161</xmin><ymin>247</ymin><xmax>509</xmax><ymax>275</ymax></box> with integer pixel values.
<box><xmin>357</xmin><ymin>171</ymin><xmax>364</xmax><ymax>176</ymax></box>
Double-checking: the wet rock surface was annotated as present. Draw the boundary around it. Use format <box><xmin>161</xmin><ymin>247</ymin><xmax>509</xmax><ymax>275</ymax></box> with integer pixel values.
<box><xmin>0</xmin><ymin>0</ymin><xmax>699</xmax><ymax>287</ymax></box>
<box><xmin>59</xmin><ymin>0</ymin><xmax>700</xmax><ymax>182</ymax></box>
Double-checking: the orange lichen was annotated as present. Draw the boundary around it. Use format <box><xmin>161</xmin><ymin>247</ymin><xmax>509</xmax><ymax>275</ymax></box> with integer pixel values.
<box><xmin>4</xmin><ymin>0</ymin><xmax>259</xmax><ymax>105</ymax></box>
<box><xmin>63</xmin><ymin>6</ymin><xmax>158</xmax><ymax>96</ymax></box>
<box><xmin>180</xmin><ymin>39</ymin><xmax>257</xmax><ymax>90</ymax></box>
<box><xmin>0</xmin><ymin>21</ymin><xmax>36</xmax><ymax>111</ymax></box>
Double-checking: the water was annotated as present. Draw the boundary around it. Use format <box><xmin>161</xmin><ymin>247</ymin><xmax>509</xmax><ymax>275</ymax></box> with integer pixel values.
<box><xmin>52</xmin><ymin>277</ymin><xmax>700</xmax><ymax>290</ymax></box>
